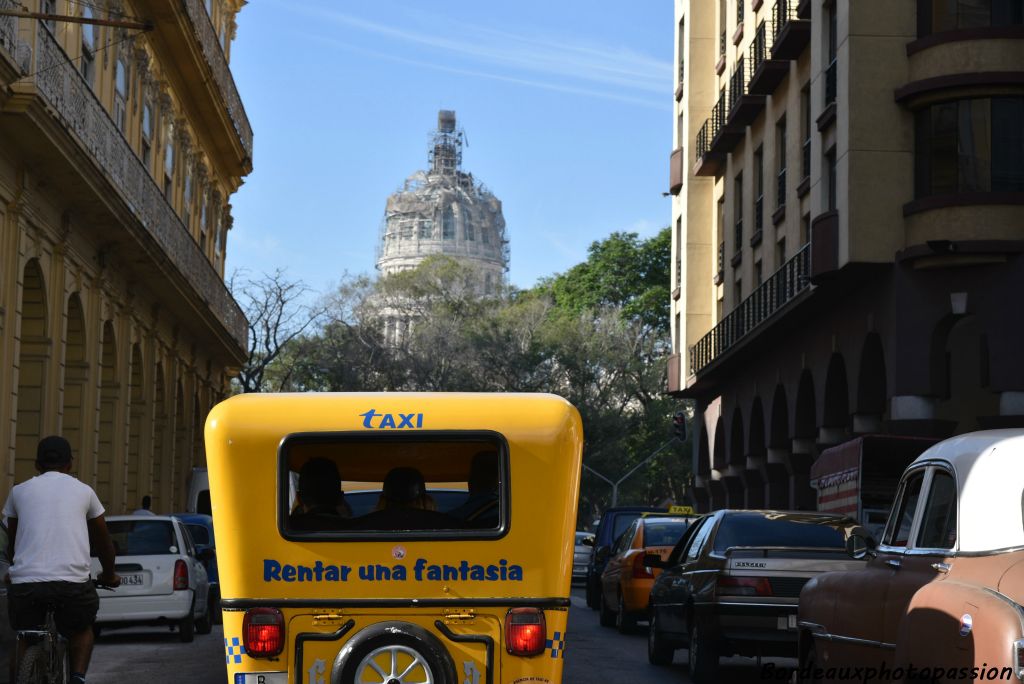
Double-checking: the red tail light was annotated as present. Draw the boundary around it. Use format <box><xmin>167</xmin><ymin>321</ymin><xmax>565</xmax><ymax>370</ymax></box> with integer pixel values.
<box><xmin>632</xmin><ymin>552</ymin><xmax>655</xmax><ymax>579</ymax></box>
<box><xmin>505</xmin><ymin>607</ymin><xmax>546</xmax><ymax>657</ymax></box>
<box><xmin>716</xmin><ymin>576</ymin><xmax>773</xmax><ymax>597</ymax></box>
<box><xmin>173</xmin><ymin>559</ymin><xmax>189</xmax><ymax>590</ymax></box>
<box><xmin>243</xmin><ymin>607</ymin><xmax>285</xmax><ymax>658</ymax></box>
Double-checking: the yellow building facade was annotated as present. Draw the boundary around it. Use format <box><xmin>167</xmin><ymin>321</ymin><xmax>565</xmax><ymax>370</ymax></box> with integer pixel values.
<box><xmin>0</xmin><ymin>0</ymin><xmax>251</xmax><ymax>512</ymax></box>
<box><xmin>669</xmin><ymin>0</ymin><xmax>1024</xmax><ymax>511</ymax></box>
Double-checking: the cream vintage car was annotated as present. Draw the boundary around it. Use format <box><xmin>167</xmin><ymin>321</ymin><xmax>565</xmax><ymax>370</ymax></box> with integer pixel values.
<box><xmin>797</xmin><ymin>429</ymin><xmax>1024</xmax><ymax>683</ymax></box>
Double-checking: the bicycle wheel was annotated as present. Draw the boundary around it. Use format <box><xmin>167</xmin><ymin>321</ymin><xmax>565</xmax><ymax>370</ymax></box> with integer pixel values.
<box><xmin>51</xmin><ymin>636</ymin><xmax>69</xmax><ymax>684</ymax></box>
<box><xmin>17</xmin><ymin>642</ymin><xmax>48</xmax><ymax>684</ymax></box>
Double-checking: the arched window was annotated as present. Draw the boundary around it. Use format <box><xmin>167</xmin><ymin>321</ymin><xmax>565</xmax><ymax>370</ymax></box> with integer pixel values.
<box><xmin>442</xmin><ymin>206</ymin><xmax>455</xmax><ymax>239</ymax></box>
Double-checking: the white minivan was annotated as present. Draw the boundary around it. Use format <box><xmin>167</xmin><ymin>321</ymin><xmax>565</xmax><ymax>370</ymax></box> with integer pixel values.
<box><xmin>186</xmin><ymin>467</ymin><xmax>210</xmax><ymax>515</ymax></box>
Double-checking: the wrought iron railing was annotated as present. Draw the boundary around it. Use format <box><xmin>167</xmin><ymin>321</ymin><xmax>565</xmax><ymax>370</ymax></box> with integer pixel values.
<box><xmin>717</xmin><ymin>242</ymin><xmax>725</xmax><ymax>282</ymax></box>
<box><xmin>696</xmin><ymin>119</ymin><xmax>712</xmax><ymax>162</ymax></box>
<box><xmin>772</xmin><ymin>0</ymin><xmax>800</xmax><ymax>42</ymax></box>
<box><xmin>0</xmin><ymin>0</ymin><xmax>29</xmax><ymax>73</ymax></box>
<box><xmin>713</xmin><ymin>90</ymin><xmax>727</xmax><ymax>132</ymax></box>
<box><xmin>678</xmin><ymin>58</ymin><xmax>685</xmax><ymax>85</ymax></box>
<box><xmin>182</xmin><ymin>0</ymin><xmax>253</xmax><ymax>160</ymax></box>
<box><xmin>825</xmin><ymin>59</ymin><xmax>837</xmax><ymax>105</ymax></box>
<box><xmin>749</xmin><ymin>20</ymin><xmax>772</xmax><ymax>75</ymax></box>
<box><xmin>689</xmin><ymin>243</ymin><xmax>811</xmax><ymax>374</ymax></box>
<box><xmin>728</xmin><ymin>56</ymin><xmax>750</xmax><ymax>114</ymax></box>
<box><xmin>720</xmin><ymin>30</ymin><xmax>727</xmax><ymax>55</ymax></box>
<box><xmin>777</xmin><ymin>168</ymin><xmax>787</xmax><ymax>208</ymax></box>
<box><xmin>33</xmin><ymin>23</ymin><xmax>247</xmax><ymax>349</ymax></box>
<box><xmin>737</xmin><ymin>0</ymin><xmax>745</xmax><ymax>25</ymax></box>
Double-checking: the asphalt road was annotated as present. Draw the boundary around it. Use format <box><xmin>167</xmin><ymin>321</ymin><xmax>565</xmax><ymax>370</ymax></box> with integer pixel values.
<box><xmin>563</xmin><ymin>586</ymin><xmax>798</xmax><ymax>684</ymax></box>
<box><xmin>85</xmin><ymin>590</ymin><xmax>798</xmax><ymax>683</ymax></box>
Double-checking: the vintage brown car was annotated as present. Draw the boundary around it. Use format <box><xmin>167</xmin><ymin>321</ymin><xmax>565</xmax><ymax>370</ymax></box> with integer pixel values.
<box><xmin>798</xmin><ymin>429</ymin><xmax>1024</xmax><ymax>684</ymax></box>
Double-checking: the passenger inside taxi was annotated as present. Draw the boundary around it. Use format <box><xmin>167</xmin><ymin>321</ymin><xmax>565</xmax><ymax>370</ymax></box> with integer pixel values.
<box><xmin>450</xmin><ymin>450</ymin><xmax>499</xmax><ymax>528</ymax></box>
<box><xmin>289</xmin><ymin>458</ymin><xmax>350</xmax><ymax>531</ymax></box>
<box><xmin>349</xmin><ymin>467</ymin><xmax>461</xmax><ymax>531</ymax></box>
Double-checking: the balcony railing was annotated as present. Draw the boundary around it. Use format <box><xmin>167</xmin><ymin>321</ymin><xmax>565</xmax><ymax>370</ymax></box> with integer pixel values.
<box><xmin>696</xmin><ymin>119</ymin><xmax>712</xmax><ymax>162</ymax></box>
<box><xmin>824</xmin><ymin>59</ymin><xmax>837</xmax><ymax>106</ymax></box>
<box><xmin>716</xmin><ymin>242</ymin><xmax>725</xmax><ymax>284</ymax></box>
<box><xmin>689</xmin><ymin>243</ymin><xmax>811</xmax><ymax>374</ymax></box>
<box><xmin>182</xmin><ymin>0</ymin><xmax>253</xmax><ymax>160</ymax></box>
<box><xmin>0</xmin><ymin>0</ymin><xmax>29</xmax><ymax>75</ymax></box>
<box><xmin>750</xmin><ymin>19</ymin><xmax>771</xmax><ymax>74</ymax></box>
<box><xmin>729</xmin><ymin>57</ymin><xmax>747</xmax><ymax>115</ymax></box>
<box><xmin>771</xmin><ymin>0</ymin><xmax>811</xmax><ymax>59</ymax></box>
<box><xmin>33</xmin><ymin>23</ymin><xmax>247</xmax><ymax>349</ymax></box>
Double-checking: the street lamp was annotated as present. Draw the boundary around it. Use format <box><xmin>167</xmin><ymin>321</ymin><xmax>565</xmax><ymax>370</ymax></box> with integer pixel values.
<box><xmin>583</xmin><ymin>437</ymin><xmax>683</xmax><ymax>507</ymax></box>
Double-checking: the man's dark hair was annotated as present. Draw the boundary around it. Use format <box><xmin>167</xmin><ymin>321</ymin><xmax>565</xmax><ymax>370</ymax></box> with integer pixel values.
<box><xmin>298</xmin><ymin>458</ymin><xmax>341</xmax><ymax>509</ymax></box>
<box><xmin>141</xmin><ymin>495</ymin><xmax>152</xmax><ymax>510</ymax></box>
<box><xmin>36</xmin><ymin>435</ymin><xmax>72</xmax><ymax>469</ymax></box>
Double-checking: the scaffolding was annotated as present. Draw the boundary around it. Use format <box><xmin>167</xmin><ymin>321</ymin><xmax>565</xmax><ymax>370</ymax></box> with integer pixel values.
<box><xmin>376</xmin><ymin>111</ymin><xmax>510</xmax><ymax>289</ymax></box>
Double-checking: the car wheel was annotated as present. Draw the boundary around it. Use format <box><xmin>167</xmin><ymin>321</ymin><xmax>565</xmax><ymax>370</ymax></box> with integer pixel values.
<box><xmin>799</xmin><ymin>643</ymin><xmax>823</xmax><ymax>684</ymax></box>
<box><xmin>598</xmin><ymin>591</ymin><xmax>616</xmax><ymax>628</ymax></box>
<box><xmin>195</xmin><ymin>599</ymin><xmax>213</xmax><ymax>635</ymax></box>
<box><xmin>586</xmin><ymin>576</ymin><xmax>599</xmax><ymax>610</ymax></box>
<box><xmin>687</xmin><ymin>619</ymin><xmax>719</xmax><ymax>684</ymax></box>
<box><xmin>210</xmin><ymin>588</ymin><xmax>223</xmax><ymax>625</ymax></box>
<box><xmin>178</xmin><ymin>612</ymin><xmax>195</xmax><ymax>643</ymax></box>
<box><xmin>338</xmin><ymin>628</ymin><xmax>456</xmax><ymax>684</ymax></box>
<box><xmin>616</xmin><ymin>593</ymin><xmax>637</xmax><ymax>634</ymax></box>
<box><xmin>647</xmin><ymin>610</ymin><xmax>674</xmax><ymax>666</ymax></box>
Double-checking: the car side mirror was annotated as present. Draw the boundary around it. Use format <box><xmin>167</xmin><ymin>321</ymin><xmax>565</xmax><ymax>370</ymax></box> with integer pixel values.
<box><xmin>846</xmin><ymin>527</ymin><xmax>878</xmax><ymax>560</ymax></box>
<box><xmin>643</xmin><ymin>553</ymin><xmax>667</xmax><ymax>570</ymax></box>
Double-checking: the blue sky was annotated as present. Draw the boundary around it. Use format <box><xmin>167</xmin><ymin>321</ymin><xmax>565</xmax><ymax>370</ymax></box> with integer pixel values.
<box><xmin>227</xmin><ymin>1</ymin><xmax>673</xmax><ymax>293</ymax></box>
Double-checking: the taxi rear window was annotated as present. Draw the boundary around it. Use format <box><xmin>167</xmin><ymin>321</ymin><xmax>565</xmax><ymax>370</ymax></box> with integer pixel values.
<box><xmin>279</xmin><ymin>432</ymin><xmax>508</xmax><ymax>540</ymax></box>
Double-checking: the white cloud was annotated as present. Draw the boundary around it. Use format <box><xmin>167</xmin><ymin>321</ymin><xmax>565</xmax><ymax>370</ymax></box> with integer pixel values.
<box><xmin>272</xmin><ymin>1</ymin><xmax>671</xmax><ymax>108</ymax></box>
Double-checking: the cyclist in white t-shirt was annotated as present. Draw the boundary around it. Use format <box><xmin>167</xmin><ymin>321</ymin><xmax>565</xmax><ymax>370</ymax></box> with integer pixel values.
<box><xmin>2</xmin><ymin>436</ymin><xmax>120</xmax><ymax>684</ymax></box>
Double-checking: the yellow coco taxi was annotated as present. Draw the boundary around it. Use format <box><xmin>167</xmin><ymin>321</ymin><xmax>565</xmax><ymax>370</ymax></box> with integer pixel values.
<box><xmin>205</xmin><ymin>393</ymin><xmax>583</xmax><ymax>684</ymax></box>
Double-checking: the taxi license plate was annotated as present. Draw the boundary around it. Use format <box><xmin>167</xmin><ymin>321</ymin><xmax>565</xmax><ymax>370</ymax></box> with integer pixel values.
<box><xmin>120</xmin><ymin>574</ymin><xmax>144</xmax><ymax>586</ymax></box>
<box><xmin>234</xmin><ymin>674</ymin><xmax>286</xmax><ymax>684</ymax></box>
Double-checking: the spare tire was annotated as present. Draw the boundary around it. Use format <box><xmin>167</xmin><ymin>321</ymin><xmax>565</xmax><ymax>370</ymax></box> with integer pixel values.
<box><xmin>334</xmin><ymin>621</ymin><xmax>457</xmax><ymax>684</ymax></box>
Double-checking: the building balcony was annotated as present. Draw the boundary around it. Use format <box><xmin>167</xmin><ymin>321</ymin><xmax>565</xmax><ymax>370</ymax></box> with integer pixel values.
<box><xmin>695</xmin><ymin>92</ymin><xmax>745</xmax><ymax>175</ymax></box>
<box><xmin>693</xmin><ymin>118</ymin><xmax>725</xmax><ymax>177</ymax></box>
<box><xmin>689</xmin><ymin>243</ymin><xmax>812</xmax><ymax>375</ymax></box>
<box><xmin>137</xmin><ymin>0</ymin><xmax>253</xmax><ymax>173</ymax></box>
<box><xmin>727</xmin><ymin>56</ymin><xmax>767</xmax><ymax>129</ymax></box>
<box><xmin>771</xmin><ymin>0</ymin><xmax>811</xmax><ymax>60</ymax></box>
<box><xmin>6</xmin><ymin>22</ymin><xmax>247</xmax><ymax>359</ymax></box>
<box><xmin>0</xmin><ymin>0</ymin><xmax>29</xmax><ymax>85</ymax></box>
<box><xmin>748</xmin><ymin>19</ymin><xmax>789</xmax><ymax>95</ymax></box>
<box><xmin>669</xmin><ymin>147</ymin><xmax>684</xmax><ymax>195</ymax></box>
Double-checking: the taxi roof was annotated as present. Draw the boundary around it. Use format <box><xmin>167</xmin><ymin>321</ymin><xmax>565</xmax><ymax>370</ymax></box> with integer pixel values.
<box><xmin>910</xmin><ymin>429</ymin><xmax>1024</xmax><ymax>553</ymax></box>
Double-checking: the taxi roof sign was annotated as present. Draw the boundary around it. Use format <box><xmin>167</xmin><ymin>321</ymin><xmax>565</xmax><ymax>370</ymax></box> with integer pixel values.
<box><xmin>668</xmin><ymin>505</ymin><xmax>696</xmax><ymax>515</ymax></box>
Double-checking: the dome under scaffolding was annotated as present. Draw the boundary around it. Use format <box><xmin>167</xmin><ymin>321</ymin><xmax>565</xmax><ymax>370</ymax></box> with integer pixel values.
<box><xmin>376</xmin><ymin>111</ymin><xmax>509</xmax><ymax>295</ymax></box>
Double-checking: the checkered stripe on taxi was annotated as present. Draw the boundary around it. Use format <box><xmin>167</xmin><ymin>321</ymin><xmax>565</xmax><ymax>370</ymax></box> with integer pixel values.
<box><xmin>225</xmin><ymin>636</ymin><xmax>246</xmax><ymax>664</ymax></box>
<box><xmin>546</xmin><ymin>631</ymin><xmax>566</xmax><ymax>658</ymax></box>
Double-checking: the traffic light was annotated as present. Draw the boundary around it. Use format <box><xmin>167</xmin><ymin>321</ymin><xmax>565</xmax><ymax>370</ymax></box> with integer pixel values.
<box><xmin>672</xmin><ymin>411</ymin><xmax>687</xmax><ymax>442</ymax></box>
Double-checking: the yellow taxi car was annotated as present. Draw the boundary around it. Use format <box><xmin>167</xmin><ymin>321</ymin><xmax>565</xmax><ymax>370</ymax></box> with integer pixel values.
<box><xmin>205</xmin><ymin>392</ymin><xmax>583</xmax><ymax>684</ymax></box>
<box><xmin>598</xmin><ymin>515</ymin><xmax>695</xmax><ymax>633</ymax></box>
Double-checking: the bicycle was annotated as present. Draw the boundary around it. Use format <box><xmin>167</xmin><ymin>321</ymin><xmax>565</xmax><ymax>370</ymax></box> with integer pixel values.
<box><xmin>14</xmin><ymin>580</ymin><xmax>114</xmax><ymax>684</ymax></box>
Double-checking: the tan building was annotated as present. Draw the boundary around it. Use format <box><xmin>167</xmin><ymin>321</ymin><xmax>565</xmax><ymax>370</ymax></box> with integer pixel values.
<box><xmin>0</xmin><ymin>0</ymin><xmax>251</xmax><ymax>512</ymax></box>
<box><xmin>668</xmin><ymin>0</ymin><xmax>1024</xmax><ymax>511</ymax></box>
